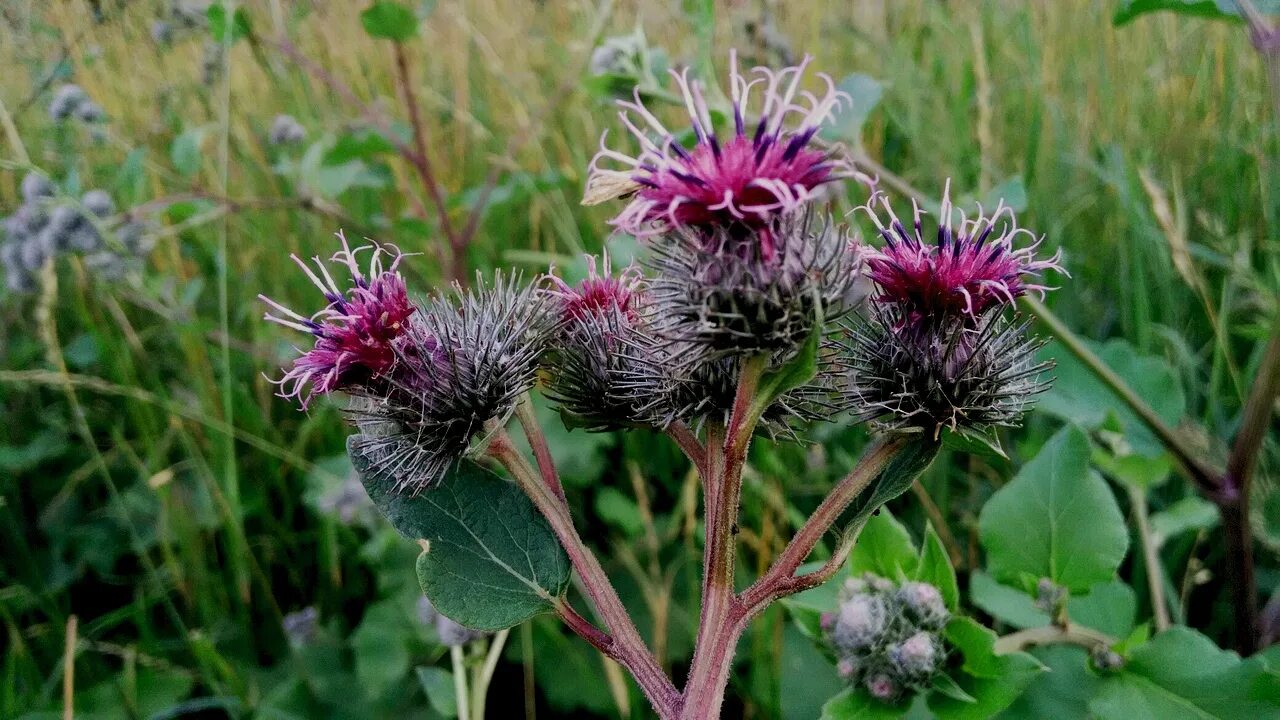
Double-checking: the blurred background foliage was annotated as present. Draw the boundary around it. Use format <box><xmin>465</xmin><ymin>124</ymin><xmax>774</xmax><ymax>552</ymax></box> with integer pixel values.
<box><xmin>0</xmin><ymin>0</ymin><xmax>1277</xmax><ymax>718</ymax></box>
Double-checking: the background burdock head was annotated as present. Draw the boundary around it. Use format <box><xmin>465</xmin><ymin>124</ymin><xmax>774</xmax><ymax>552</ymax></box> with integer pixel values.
<box><xmin>586</xmin><ymin>50</ymin><xmax>854</xmax><ymax>247</ymax></box>
<box><xmin>861</xmin><ymin>184</ymin><xmax>1064</xmax><ymax>324</ymax></box>
<box><xmin>645</xmin><ymin>208</ymin><xmax>863</xmax><ymax>357</ymax></box>
<box><xmin>259</xmin><ymin>232</ymin><xmax>417</xmax><ymax>409</ymax></box>
<box><xmin>346</xmin><ymin>272</ymin><xmax>551</xmax><ymax>493</ymax></box>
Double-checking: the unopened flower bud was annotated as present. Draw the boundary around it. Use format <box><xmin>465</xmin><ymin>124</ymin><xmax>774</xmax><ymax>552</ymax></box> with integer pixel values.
<box><xmin>897</xmin><ymin>581</ymin><xmax>949</xmax><ymax>630</ymax></box>
<box><xmin>1091</xmin><ymin>646</ymin><xmax>1124</xmax><ymax>672</ymax></box>
<box><xmin>19</xmin><ymin>238</ymin><xmax>46</xmax><ymax>271</ymax></box>
<box><xmin>865</xmin><ymin>673</ymin><xmax>898</xmax><ymax>702</ymax></box>
<box><xmin>49</xmin><ymin>84</ymin><xmax>88</xmax><ymax>121</ymax></box>
<box><xmin>889</xmin><ymin>631</ymin><xmax>939</xmax><ymax>679</ymax></box>
<box><xmin>282</xmin><ymin>606</ymin><xmax>319</xmax><ymax>648</ymax></box>
<box><xmin>1034</xmin><ymin>578</ymin><xmax>1066</xmax><ymax>614</ymax></box>
<box><xmin>82</xmin><ymin>190</ymin><xmax>115</xmax><ymax>218</ymax></box>
<box><xmin>836</xmin><ymin>657</ymin><xmax>859</xmax><ymax>679</ymax></box>
<box><xmin>269</xmin><ymin>114</ymin><xmax>307</xmax><ymax>146</ymax></box>
<box><xmin>21</xmin><ymin>173</ymin><xmax>55</xmax><ymax>205</ymax></box>
<box><xmin>832</xmin><ymin>594</ymin><xmax>886</xmax><ymax>651</ymax></box>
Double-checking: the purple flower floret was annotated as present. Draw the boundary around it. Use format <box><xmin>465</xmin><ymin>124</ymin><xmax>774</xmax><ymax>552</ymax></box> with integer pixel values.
<box><xmin>861</xmin><ymin>182</ymin><xmax>1065</xmax><ymax>321</ymax></box>
<box><xmin>260</xmin><ymin>231</ymin><xmax>417</xmax><ymax>408</ymax></box>
<box><xmin>588</xmin><ymin>51</ymin><xmax>856</xmax><ymax>251</ymax></box>
<box><xmin>546</xmin><ymin>251</ymin><xmax>644</xmax><ymax>322</ymax></box>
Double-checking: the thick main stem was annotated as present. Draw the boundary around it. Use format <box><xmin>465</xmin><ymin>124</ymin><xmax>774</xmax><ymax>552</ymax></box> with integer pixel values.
<box><xmin>681</xmin><ymin>432</ymin><xmax>907</xmax><ymax>718</ymax></box>
<box><xmin>487</xmin><ymin>431</ymin><xmax>679</xmax><ymax>714</ymax></box>
<box><xmin>679</xmin><ymin>357</ymin><xmax>767</xmax><ymax>719</ymax></box>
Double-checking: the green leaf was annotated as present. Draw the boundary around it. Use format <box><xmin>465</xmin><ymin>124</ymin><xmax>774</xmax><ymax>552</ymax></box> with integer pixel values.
<box><xmin>824</xmin><ymin>74</ymin><xmax>884</xmax><ymax>147</ymax></box>
<box><xmin>1114</xmin><ymin>0</ymin><xmax>1280</xmax><ymax>25</ymax></box>
<box><xmin>760</xmin><ymin>314</ymin><xmax>822</xmax><ymax>401</ymax></box>
<box><xmin>978</xmin><ymin>425</ymin><xmax>1129</xmax><ymax>592</ymax></box>
<box><xmin>932</xmin><ymin>673</ymin><xmax>978</xmax><ymax>704</ymax></box>
<box><xmin>944</xmin><ymin>617</ymin><xmax>1004</xmax><ymax>679</ymax></box>
<box><xmin>782</xmin><ymin>623</ymin><xmax>851</xmax><ymax>720</ymax></box>
<box><xmin>351</xmin><ymin>600</ymin><xmax>413</xmax><ymax>696</ymax></box>
<box><xmin>1150</xmin><ymin>496</ymin><xmax>1219</xmax><ymax>543</ymax></box>
<box><xmin>1038</xmin><ymin>339</ymin><xmax>1185</xmax><ymax>458</ymax></box>
<box><xmin>930</xmin><ymin>650</ymin><xmax>1044</xmax><ymax>720</ymax></box>
<box><xmin>914</xmin><ymin>524</ymin><xmax>959</xmax><ymax>610</ymax></box>
<box><xmin>170</xmin><ymin>127</ymin><xmax>208</xmax><ymax>178</ymax></box>
<box><xmin>349</xmin><ymin>437</ymin><xmax>571</xmax><ymax>630</ymax></box>
<box><xmin>207</xmin><ymin>3</ymin><xmax>251</xmax><ymax>43</ymax></box>
<box><xmin>847</xmin><ymin>509</ymin><xmax>917</xmax><ymax>581</ymax></box>
<box><xmin>361</xmin><ymin>1</ymin><xmax>419</xmax><ymax>41</ymax></box>
<box><xmin>997</xmin><ymin>646</ymin><xmax>1100</xmax><ymax>719</ymax></box>
<box><xmin>943</xmin><ymin>426</ymin><xmax>1008</xmax><ymax>459</ymax></box>
<box><xmin>594</xmin><ymin>486</ymin><xmax>644</xmax><ymax>537</ymax></box>
<box><xmin>323</xmin><ymin>129</ymin><xmax>398</xmax><ymax>164</ymax></box>
<box><xmin>842</xmin><ymin>438</ymin><xmax>941</xmax><ymax>539</ymax></box>
<box><xmin>820</xmin><ymin>688</ymin><xmax>909</xmax><ymax>720</ymax></box>
<box><xmin>415</xmin><ymin>666</ymin><xmax>458</xmax><ymax>717</ymax></box>
<box><xmin>1090</xmin><ymin>627</ymin><xmax>1280</xmax><ymax>719</ymax></box>
<box><xmin>1070</xmin><ymin>581</ymin><xmax>1137</xmax><ymax>639</ymax></box>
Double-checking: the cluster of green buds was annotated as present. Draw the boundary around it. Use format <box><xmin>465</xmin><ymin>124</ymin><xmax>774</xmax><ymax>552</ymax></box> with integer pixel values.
<box><xmin>820</xmin><ymin>573</ymin><xmax>951</xmax><ymax>702</ymax></box>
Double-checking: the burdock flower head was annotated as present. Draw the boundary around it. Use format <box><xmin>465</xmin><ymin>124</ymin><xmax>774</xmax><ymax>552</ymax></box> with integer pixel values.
<box><xmin>260</xmin><ymin>231</ymin><xmax>416</xmax><ymax>409</ymax></box>
<box><xmin>586</xmin><ymin>50</ymin><xmax>856</xmax><ymax>249</ymax></box>
<box><xmin>861</xmin><ymin>183</ymin><xmax>1064</xmax><ymax>323</ymax></box>
<box><xmin>346</xmin><ymin>272</ymin><xmax>550</xmax><ymax>493</ymax></box>
<box><xmin>841</xmin><ymin>184</ymin><xmax>1064</xmax><ymax>439</ymax></box>
<box><xmin>544</xmin><ymin>253</ymin><xmax>659</xmax><ymax>430</ymax></box>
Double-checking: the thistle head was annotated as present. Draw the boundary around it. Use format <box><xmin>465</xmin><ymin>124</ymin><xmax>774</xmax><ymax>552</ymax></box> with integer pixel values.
<box><xmin>896</xmin><ymin>581</ymin><xmax>949</xmax><ymax>630</ymax></box>
<box><xmin>645</xmin><ymin>209</ymin><xmax>863</xmax><ymax>358</ymax></box>
<box><xmin>259</xmin><ymin>232</ymin><xmax>417</xmax><ymax>409</ymax></box>
<box><xmin>860</xmin><ymin>183</ymin><xmax>1064</xmax><ymax>323</ymax></box>
<box><xmin>587</xmin><ymin>51</ymin><xmax>857</xmax><ymax>241</ymax></box>
<box><xmin>840</xmin><ymin>305</ymin><xmax>1052</xmax><ymax>438</ymax></box>
<box><xmin>545</xmin><ymin>253</ymin><xmax>661</xmax><ymax>430</ymax></box>
<box><xmin>345</xmin><ymin>273</ymin><xmax>550</xmax><ymax>493</ymax></box>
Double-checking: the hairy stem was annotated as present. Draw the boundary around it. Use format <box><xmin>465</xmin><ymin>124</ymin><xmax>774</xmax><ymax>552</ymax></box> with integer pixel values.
<box><xmin>679</xmin><ymin>356</ymin><xmax>768</xmax><ymax>719</ymax></box>
<box><xmin>739</xmin><ymin>435</ymin><xmax>908</xmax><ymax>611</ymax></box>
<box><xmin>667</xmin><ymin>421</ymin><xmax>708</xmax><ymax>478</ymax></box>
<box><xmin>1221</xmin><ymin>319</ymin><xmax>1280</xmax><ymax>654</ymax></box>
<box><xmin>1129</xmin><ymin>485</ymin><xmax>1171</xmax><ymax>632</ymax></box>
<box><xmin>992</xmin><ymin>623</ymin><xmax>1117</xmax><ymax>655</ymax></box>
<box><xmin>487</xmin><ymin>431</ymin><xmax>679</xmax><ymax>714</ymax></box>
<box><xmin>515</xmin><ymin>394</ymin><xmax>565</xmax><ymax>501</ymax></box>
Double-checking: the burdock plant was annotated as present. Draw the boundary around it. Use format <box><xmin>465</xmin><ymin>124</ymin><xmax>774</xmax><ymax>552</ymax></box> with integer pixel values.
<box><xmin>262</xmin><ymin>53</ymin><xmax>1064</xmax><ymax>719</ymax></box>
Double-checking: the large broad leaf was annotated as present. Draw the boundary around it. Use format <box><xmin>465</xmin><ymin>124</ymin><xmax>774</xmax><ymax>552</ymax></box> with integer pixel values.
<box><xmin>1037</xmin><ymin>339</ymin><xmax>1185</xmax><ymax>458</ymax></box>
<box><xmin>1114</xmin><ymin>0</ymin><xmax>1280</xmax><ymax>25</ymax></box>
<box><xmin>931</xmin><ymin>616</ymin><xmax>1046</xmax><ymax>720</ymax></box>
<box><xmin>820</xmin><ymin>689</ymin><xmax>908</xmax><ymax>719</ymax></box>
<box><xmin>914</xmin><ymin>524</ymin><xmax>959</xmax><ymax>611</ymax></box>
<box><xmin>997</xmin><ymin>646</ymin><xmax>1100</xmax><ymax>719</ymax></box>
<box><xmin>847</xmin><ymin>509</ymin><xmax>918</xmax><ymax>581</ymax></box>
<box><xmin>349</xmin><ymin>435</ymin><xmax>571</xmax><ymax>630</ymax></box>
<box><xmin>1090</xmin><ymin>627</ymin><xmax>1280</xmax><ymax>719</ymax></box>
<box><xmin>978</xmin><ymin>426</ymin><xmax>1128</xmax><ymax>593</ymax></box>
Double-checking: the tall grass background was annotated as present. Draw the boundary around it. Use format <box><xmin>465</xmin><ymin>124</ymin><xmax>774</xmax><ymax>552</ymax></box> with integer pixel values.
<box><xmin>1</xmin><ymin>1</ymin><xmax>1275</xmax><ymax>717</ymax></box>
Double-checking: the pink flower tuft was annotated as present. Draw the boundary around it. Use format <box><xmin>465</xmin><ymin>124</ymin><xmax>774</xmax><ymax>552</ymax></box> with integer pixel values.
<box><xmin>588</xmin><ymin>51</ymin><xmax>862</xmax><ymax>253</ymax></box>
<box><xmin>260</xmin><ymin>231</ymin><xmax>417</xmax><ymax>408</ymax></box>
<box><xmin>861</xmin><ymin>182</ymin><xmax>1066</xmax><ymax>321</ymax></box>
<box><xmin>547</xmin><ymin>251</ymin><xmax>644</xmax><ymax>322</ymax></box>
